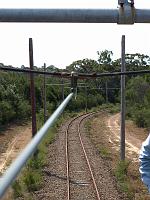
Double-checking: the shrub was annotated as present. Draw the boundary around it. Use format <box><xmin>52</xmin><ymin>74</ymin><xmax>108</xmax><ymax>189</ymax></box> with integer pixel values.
<box><xmin>23</xmin><ymin>170</ymin><xmax>41</xmax><ymax>192</ymax></box>
<box><xmin>16</xmin><ymin>100</ymin><xmax>31</xmax><ymax>119</ymax></box>
<box><xmin>115</xmin><ymin>160</ymin><xmax>134</xmax><ymax>199</ymax></box>
<box><xmin>0</xmin><ymin>101</ymin><xmax>15</xmax><ymax>124</ymax></box>
<box><xmin>12</xmin><ymin>180</ymin><xmax>23</xmax><ymax>198</ymax></box>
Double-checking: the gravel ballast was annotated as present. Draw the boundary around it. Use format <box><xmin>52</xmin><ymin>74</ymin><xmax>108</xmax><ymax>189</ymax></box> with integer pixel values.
<box><xmin>33</xmin><ymin>114</ymin><xmax>127</xmax><ymax>200</ymax></box>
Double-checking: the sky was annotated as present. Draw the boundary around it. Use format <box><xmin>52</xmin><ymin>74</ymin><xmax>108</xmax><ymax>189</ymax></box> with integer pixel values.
<box><xmin>0</xmin><ymin>0</ymin><xmax>150</xmax><ymax>69</ymax></box>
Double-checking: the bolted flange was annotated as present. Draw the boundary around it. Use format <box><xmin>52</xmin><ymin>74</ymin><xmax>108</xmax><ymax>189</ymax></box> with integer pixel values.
<box><xmin>118</xmin><ymin>0</ymin><xmax>135</xmax><ymax>24</ymax></box>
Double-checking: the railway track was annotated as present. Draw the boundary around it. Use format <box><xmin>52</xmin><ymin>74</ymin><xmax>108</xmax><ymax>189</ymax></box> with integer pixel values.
<box><xmin>65</xmin><ymin>112</ymin><xmax>100</xmax><ymax>200</ymax></box>
<box><xmin>34</xmin><ymin>111</ymin><xmax>124</xmax><ymax>200</ymax></box>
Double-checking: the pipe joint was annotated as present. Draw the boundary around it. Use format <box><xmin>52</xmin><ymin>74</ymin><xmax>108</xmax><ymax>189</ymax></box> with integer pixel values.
<box><xmin>118</xmin><ymin>0</ymin><xmax>135</xmax><ymax>24</ymax></box>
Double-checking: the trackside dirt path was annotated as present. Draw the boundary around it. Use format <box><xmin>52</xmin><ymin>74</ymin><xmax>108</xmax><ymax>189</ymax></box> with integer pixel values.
<box><xmin>107</xmin><ymin>113</ymin><xmax>148</xmax><ymax>162</ymax></box>
<box><xmin>0</xmin><ymin>122</ymin><xmax>32</xmax><ymax>200</ymax></box>
<box><xmin>0</xmin><ymin>122</ymin><xmax>32</xmax><ymax>173</ymax></box>
<box><xmin>88</xmin><ymin>112</ymin><xmax>150</xmax><ymax>199</ymax></box>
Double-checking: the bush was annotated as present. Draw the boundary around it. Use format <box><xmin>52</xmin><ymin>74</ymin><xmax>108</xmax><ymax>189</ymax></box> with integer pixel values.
<box><xmin>16</xmin><ymin>100</ymin><xmax>31</xmax><ymax>119</ymax></box>
<box><xmin>0</xmin><ymin>101</ymin><xmax>15</xmax><ymax>124</ymax></box>
<box><xmin>133</xmin><ymin>108</ymin><xmax>150</xmax><ymax>128</ymax></box>
<box><xmin>134</xmin><ymin>110</ymin><xmax>146</xmax><ymax>128</ymax></box>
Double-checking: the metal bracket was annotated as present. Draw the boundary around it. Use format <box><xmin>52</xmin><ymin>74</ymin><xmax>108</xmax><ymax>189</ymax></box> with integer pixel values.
<box><xmin>118</xmin><ymin>0</ymin><xmax>135</xmax><ymax>24</ymax></box>
<box><xmin>71</xmin><ymin>71</ymin><xmax>78</xmax><ymax>93</ymax></box>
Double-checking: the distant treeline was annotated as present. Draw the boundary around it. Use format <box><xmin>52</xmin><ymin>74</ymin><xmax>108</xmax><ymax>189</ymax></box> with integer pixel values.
<box><xmin>1</xmin><ymin>50</ymin><xmax>150</xmax><ymax>128</ymax></box>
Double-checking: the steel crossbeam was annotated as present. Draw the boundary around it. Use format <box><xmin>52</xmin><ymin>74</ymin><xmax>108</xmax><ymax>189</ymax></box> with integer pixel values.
<box><xmin>0</xmin><ymin>7</ymin><xmax>149</xmax><ymax>24</ymax></box>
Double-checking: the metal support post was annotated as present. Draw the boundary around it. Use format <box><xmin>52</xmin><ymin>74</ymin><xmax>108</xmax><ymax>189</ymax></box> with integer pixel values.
<box><xmin>61</xmin><ymin>77</ymin><xmax>64</xmax><ymax>102</ymax></box>
<box><xmin>29</xmin><ymin>38</ymin><xmax>37</xmax><ymax>137</ymax></box>
<box><xmin>85</xmin><ymin>81</ymin><xmax>88</xmax><ymax>113</ymax></box>
<box><xmin>43</xmin><ymin>63</ymin><xmax>47</xmax><ymax>123</ymax></box>
<box><xmin>105</xmin><ymin>81</ymin><xmax>108</xmax><ymax>103</ymax></box>
<box><xmin>71</xmin><ymin>71</ymin><xmax>78</xmax><ymax>93</ymax></box>
<box><xmin>120</xmin><ymin>35</ymin><xmax>126</xmax><ymax>160</ymax></box>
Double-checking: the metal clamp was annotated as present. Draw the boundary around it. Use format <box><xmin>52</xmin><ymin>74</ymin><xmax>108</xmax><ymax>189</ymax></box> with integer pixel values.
<box><xmin>71</xmin><ymin>71</ymin><xmax>78</xmax><ymax>93</ymax></box>
<box><xmin>118</xmin><ymin>0</ymin><xmax>134</xmax><ymax>6</ymax></box>
<box><xmin>118</xmin><ymin>0</ymin><xmax>135</xmax><ymax>24</ymax></box>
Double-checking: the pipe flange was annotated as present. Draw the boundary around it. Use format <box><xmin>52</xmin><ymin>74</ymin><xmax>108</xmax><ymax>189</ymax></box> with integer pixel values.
<box><xmin>118</xmin><ymin>3</ymin><xmax>135</xmax><ymax>24</ymax></box>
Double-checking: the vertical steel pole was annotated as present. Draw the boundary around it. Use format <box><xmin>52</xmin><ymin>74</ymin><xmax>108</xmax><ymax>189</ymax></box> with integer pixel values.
<box><xmin>61</xmin><ymin>77</ymin><xmax>64</xmax><ymax>102</ymax></box>
<box><xmin>85</xmin><ymin>85</ymin><xmax>88</xmax><ymax>113</ymax></box>
<box><xmin>85</xmin><ymin>80</ymin><xmax>88</xmax><ymax>113</ymax></box>
<box><xmin>43</xmin><ymin>63</ymin><xmax>47</xmax><ymax>123</ymax></box>
<box><xmin>61</xmin><ymin>77</ymin><xmax>64</xmax><ymax>117</ymax></box>
<box><xmin>120</xmin><ymin>35</ymin><xmax>126</xmax><ymax>160</ymax></box>
<box><xmin>105</xmin><ymin>81</ymin><xmax>108</xmax><ymax>103</ymax></box>
<box><xmin>29</xmin><ymin>38</ymin><xmax>37</xmax><ymax>137</ymax></box>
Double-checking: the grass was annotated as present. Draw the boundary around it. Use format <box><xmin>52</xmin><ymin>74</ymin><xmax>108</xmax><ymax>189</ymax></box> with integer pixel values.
<box><xmin>98</xmin><ymin>103</ymin><xmax>120</xmax><ymax>113</ymax></box>
<box><xmin>98</xmin><ymin>145</ymin><xmax>111</xmax><ymax>159</ymax></box>
<box><xmin>85</xmin><ymin>120</ymin><xmax>92</xmax><ymax>133</ymax></box>
<box><xmin>114</xmin><ymin>160</ymin><xmax>134</xmax><ymax>199</ymax></box>
<box><xmin>12</xmin><ymin>180</ymin><xmax>23</xmax><ymax>199</ymax></box>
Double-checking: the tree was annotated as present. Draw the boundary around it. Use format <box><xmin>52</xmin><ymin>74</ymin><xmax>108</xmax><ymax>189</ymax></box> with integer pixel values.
<box><xmin>66</xmin><ymin>58</ymin><xmax>99</xmax><ymax>73</ymax></box>
<box><xmin>126</xmin><ymin>76</ymin><xmax>150</xmax><ymax>127</ymax></box>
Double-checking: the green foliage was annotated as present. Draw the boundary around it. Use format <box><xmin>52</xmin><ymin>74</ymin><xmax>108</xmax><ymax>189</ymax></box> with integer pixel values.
<box><xmin>0</xmin><ymin>101</ymin><xmax>15</xmax><ymax>124</ymax></box>
<box><xmin>1</xmin><ymin>51</ymin><xmax>150</xmax><ymax>129</ymax></box>
<box><xmin>126</xmin><ymin>76</ymin><xmax>150</xmax><ymax>128</ymax></box>
<box><xmin>98</xmin><ymin>103</ymin><xmax>120</xmax><ymax>114</ymax></box>
<box><xmin>66</xmin><ymin>58</ymin><xmax>99</xmax><ymax>73</ymax></box>
<box><xmin>0</xmin><ymin>72</ymin><xmax>32</xmax><ymax>126</ymax></box>
<box><xmin>17</xmin><ymin>100</ymin><xmax>31</xmax><ymax>119</ymax></box>
<box><xmin>97</xmin><ymin>50</ymin><xmax>113</xmax><ymax>67</ymax></box>
<box><xmin>23</xmin><ymin>170</ymin><xmax>41</xmax><ymax>192</ymax></box>
<box><xmin>12</xmin><ymin>180</ymin><xmax>23</xmax><ymax>198</ymax></box>
<box><xmin>115</xmin><ymin>160</ymin><xmax>129</xmax><ymax>181</ymax></box>
<box><xmin>98</xmin><ymin>146</ymin><xmax>111</xmax><ymax>158</ymax></box>
<box><xmin>85</xmin><ymin>120</ymin><xmax>92</xmax><ymax>132</ymax></box>
<box><xmin>115</xmin><ymin>160</ymin><xmax>134</xmax><ymax>199</ymax></box>
<box><xmin>132</xmin><ymin>108</ymin><xmax>150</xmax><ymax>128</ymax></box>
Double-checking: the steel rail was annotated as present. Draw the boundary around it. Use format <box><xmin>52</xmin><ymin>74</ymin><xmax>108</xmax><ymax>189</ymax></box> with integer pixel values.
<box><xmin>66</xmin><ymin>112</ymin><xmax>100</xmax><ymax>200</ymax></box>
<box><xmin>65</xmin><ymin>113</ymin><xmax>88</xmax><ymax>200</ymax></box>
<box><xmin>78</xmin><ymin>115</ymin><xmax>101</xmax><ymax>200</ymax></box>
<box><xmin>0</xmin><ymin>8</ymin><xmax>150</xmax><ymax>24</ymax></box>
<box><xmin>0</xmin><ymin>93</ymin><xmax>73</xmax><ymax>198</ymax></box>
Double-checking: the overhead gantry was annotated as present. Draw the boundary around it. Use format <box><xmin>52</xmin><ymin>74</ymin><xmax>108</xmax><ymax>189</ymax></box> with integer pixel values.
<box><xmin>0</xmin><ymin>0</ymin><xmax>149</xmax><ymax>24</ymax></box>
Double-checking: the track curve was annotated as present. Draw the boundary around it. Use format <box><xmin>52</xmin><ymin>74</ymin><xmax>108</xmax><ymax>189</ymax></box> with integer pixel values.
<box><xmin>66</xmin><ymin>112</ymin><xmax>101</xmax><ymax>200</ymax></box>
<box><xmin>33</xmin><ymin>111</ymin><xmax>125</xmax><ymax>200</ymax></box>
